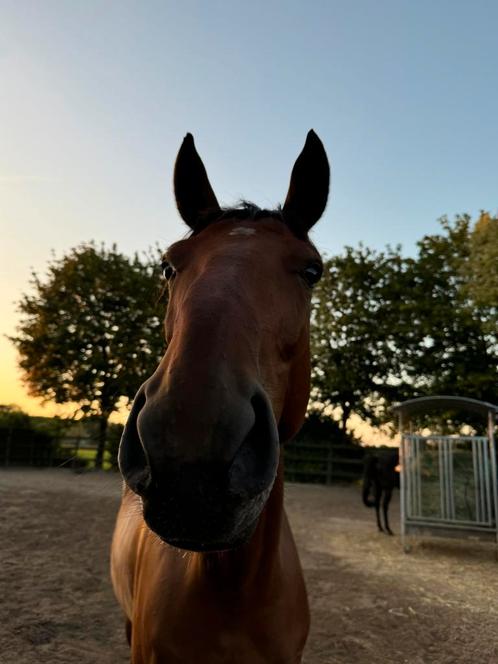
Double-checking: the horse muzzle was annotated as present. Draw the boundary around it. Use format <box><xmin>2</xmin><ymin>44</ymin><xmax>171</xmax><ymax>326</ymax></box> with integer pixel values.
<box><xmin>118</xmin><ymin>383</ymin><xmax>280</xmax><ymax>551</ymax></box>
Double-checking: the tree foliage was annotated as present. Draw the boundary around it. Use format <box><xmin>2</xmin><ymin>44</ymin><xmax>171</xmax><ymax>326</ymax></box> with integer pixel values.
<box><xmin>464</xmin><ymin>211</ymin><xmax>498</xmax><ymax>334</ymax></box>
<box><xmin>10</xmin><ymin>243</ymin><xmax>166</xmax><ymax>466</ymax></box>
<box><xmin>401</xmin><ymin>215</ymin><xmax>497</xmax><ymax>403</ymax></box>
<box><xmin>310</xmin><ymin>244</ymin><xmax>413</xmax><ymax>429</ymax></box>
<box><xmin>310</xmin><ymin>214</ymin><xmax>498</xmax><ymax>433</ymax></box>
<box><xmin>0</xmin><ymin>404</ymin><xmax>31</xmax><ymax>429</ymax></box>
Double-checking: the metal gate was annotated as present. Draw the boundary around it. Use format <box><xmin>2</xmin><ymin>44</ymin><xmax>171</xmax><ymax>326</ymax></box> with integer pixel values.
<box><xmin>395</xmin><ymin>396</ymin><xmax>498</xmax><ymax>547</ymax></box>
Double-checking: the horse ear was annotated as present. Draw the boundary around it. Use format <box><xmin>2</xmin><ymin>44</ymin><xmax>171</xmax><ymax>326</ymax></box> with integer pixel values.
<box><xmin>174</xmin><ymin>133</ymin><xmax>220</xmax><ymax>230</ymax></box>
<box><xmin>282</xmin><ymin>130</ymin><xmax>330</xmax><ymax>235</ymax></box>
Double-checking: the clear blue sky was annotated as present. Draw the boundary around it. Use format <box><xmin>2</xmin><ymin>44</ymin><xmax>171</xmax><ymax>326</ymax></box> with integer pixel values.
<box><xmin>1</xmin><ymin>0</ymin><xmax>497</xmax><ymax>413</ymax></box>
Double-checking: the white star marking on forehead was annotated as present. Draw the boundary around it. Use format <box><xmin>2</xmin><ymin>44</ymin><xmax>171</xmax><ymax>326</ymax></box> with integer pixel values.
<box><xmin>228</xmin><ymin>227</ymin><xmax>257</xmax><ymax>237</ymax></box>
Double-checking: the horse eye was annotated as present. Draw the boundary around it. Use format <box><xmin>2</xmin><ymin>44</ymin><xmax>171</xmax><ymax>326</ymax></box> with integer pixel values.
<box><xmin>302</xmin><ymin>262</ymin><xmax>323</xmax><ymax>287</ymax></box>
<box><xmin>161</xmin><ymin>262</ymin><xmax>176</xmax><ymax>281</ymax></box>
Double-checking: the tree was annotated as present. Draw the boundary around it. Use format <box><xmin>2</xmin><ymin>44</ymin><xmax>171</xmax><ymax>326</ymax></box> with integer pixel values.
<box><xmin>0</xmin><ymin>405</ymin><xmax>60</xmax><ymax>467</ymax></box>
<box><xmin>0</xmin><ymin>404</ymin><xmax>31</xmax><ymax>429</ymax></box>
<box><xmin>401</xmin><ymin>216</ymin><xmax>497</xmax><ymax>405</ymax></box>
<box><xmin>310</xmin><ymin>244</ymin><xmax>412</xmax><ymax>430</ymax></box>
<box><xmin>10</xmin><ymin>243</ymin><xmax>166</xmax><ymax>468</ymax></box>
<box><xmin>309</xmin><ymin>214</ymin><xmax>498</xmax><ymax>435</ymax></box>
<box><xmin>464</xmin><ymin>211</ymin><xmax>498</xmax><ymax>334</ymax></box>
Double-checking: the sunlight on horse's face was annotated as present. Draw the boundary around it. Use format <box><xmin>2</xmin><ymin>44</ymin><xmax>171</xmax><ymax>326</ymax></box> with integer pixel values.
<box><xmin>118</xmin><ymin>131</ymin><xmax>329</xmax><ymax>551</ymax></box>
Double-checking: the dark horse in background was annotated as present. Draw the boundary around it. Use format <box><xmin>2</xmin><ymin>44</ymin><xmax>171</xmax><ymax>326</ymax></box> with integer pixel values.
<box><xmin>363</xmin><ymin>449</ymin><xmax>399</xmax><ymax>535</ymax></box>
<box><xmin>111</xmin><ymin>130</ymin><xmax>330</xmax><ymax>663</ymax></box>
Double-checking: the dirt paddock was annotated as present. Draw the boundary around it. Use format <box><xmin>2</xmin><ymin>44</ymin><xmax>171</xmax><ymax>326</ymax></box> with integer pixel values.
<box><xmin>1</xmin><ymin>469</ymin><xmax>497</xmax><ymax>663</ymax></box>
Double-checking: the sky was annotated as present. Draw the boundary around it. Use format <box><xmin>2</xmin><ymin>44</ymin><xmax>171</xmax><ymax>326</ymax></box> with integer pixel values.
<box><xmin>1</xmin><ymin>0</ymin><xmax>497</xmax><ymax>428</ymax></box>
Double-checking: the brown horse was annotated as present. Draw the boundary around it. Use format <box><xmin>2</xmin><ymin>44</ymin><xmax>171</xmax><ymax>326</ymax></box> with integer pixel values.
<box><xmin>111</xmin><ymin>130</ymin><xmax>330</xmax><ymax>663</ymax></box>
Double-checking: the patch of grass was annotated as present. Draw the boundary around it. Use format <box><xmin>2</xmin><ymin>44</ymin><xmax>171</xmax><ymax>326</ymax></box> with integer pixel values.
<box><xmin>58</xmin><ymin>445</ymin><xmax>114</xmax><ymax>471</ymax></box>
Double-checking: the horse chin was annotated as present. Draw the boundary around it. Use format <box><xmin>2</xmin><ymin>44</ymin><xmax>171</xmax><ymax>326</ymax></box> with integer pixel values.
<box><xmin>158</xmin><ymin>523</ymin><xmax>257</xmax><ymax>553</ymax></box>
<box><xmin>143</xmin><ymin>486</ymin><xmax>272</xmax><ymax>553</ymax></box>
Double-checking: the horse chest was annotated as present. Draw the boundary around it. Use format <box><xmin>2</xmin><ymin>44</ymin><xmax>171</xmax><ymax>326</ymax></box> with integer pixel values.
<box><xmin>127</xmin><ymin>544</ymin><xmax>307</xmax><ymax>663</ymax></box>
<box><xmin>134</xmin><ymin>618</ymin><xmax>302</xmax><ymax>664</ymax></box>
<box><xmin>136</xmin><ymin>629</ymin><xmax>295</xmax><ymax>664</ymax></box>
<box><xmin>134</xmin><ymin>584</ymin><xmax>297</xmax><ymax>660</ymax></box>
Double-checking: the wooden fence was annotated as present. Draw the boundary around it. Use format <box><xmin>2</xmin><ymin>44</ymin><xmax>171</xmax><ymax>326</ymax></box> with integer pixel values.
<box><xmin>284</xmin><ymin>440</ymin><xmax>364</xmax><ymax>484</ymax></box>
<box><xmin>0</xmin><ymin>427</ymin><xmax>366</xmax><ymax>484</ymax></box>
<box><xmin>0</xmin><ymin>429</ymin><xmax>112</xmax><ymax>470</ymax></box>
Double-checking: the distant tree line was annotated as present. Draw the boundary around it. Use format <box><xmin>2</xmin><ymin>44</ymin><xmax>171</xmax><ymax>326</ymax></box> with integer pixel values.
<box><xmin>8</xmin><ymin>213</ymin><xmax>498</xmax><ymax>461</ymax></box>
<box><xmin>0</xmin><ymin>404</ymin><xmax>124</xmax><ymax>468</ymax></box>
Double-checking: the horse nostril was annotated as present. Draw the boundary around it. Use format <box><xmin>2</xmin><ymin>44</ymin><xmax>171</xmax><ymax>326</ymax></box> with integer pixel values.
<box><xmin>228</xmin><ymin>391</ymin><xmax>279</xmax><ymax>500</ymax></box>
<box><xmin>118</xmin><ymin>385</ymin><xmax>151</xmax><ymax>496</ymax></box>
<box><xmin>133</xmin><ymin>467</ymin><xmax>152</xmax><ymax>496</ymax></box>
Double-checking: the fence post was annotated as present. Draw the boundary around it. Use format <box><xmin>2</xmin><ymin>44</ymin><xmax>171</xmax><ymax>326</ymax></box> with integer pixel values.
<box><xmin>326</xmin><ymin>446</ymin><xmax>333</xmax><ymax>485</ymax></box>
<box><xmin>5</xmin><ymin>427</ymin><xmax>13</xmax><ymax>467</ymax></box>
<box><xmin>72</xmin><ymin>437</ymin><xmax>81</xmax><ymax>471</ymax></box>
<box><xmin>50</xmin><ymin>429</ymin><xmax>60</xmax><ymax>467</ymax></box>
<box><xmin>29</xmin><ymin>431</ymin><xmax>35</xmax><ymax>466</ymax></box>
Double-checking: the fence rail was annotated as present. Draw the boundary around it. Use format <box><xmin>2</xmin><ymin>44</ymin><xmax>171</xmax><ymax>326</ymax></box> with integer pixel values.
<box><xmin>0</xmin><ymin>429</ymin><xmax>115</xmax><ymax>470</ymax></box>
<box><xmin>284</xmin><ymin>441</ymin><xmax>364</xmax><ymax>484</ymax></box>
<box><xmin>0</xmin><ymin>426</ymin><xmax>366</xmax><ymax>484</ymax></box>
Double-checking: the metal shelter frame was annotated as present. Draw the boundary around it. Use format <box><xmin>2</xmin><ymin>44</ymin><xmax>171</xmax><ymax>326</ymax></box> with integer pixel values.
<box><xmin>394</xmin><ymin>396</ymin><xmax>498</xmax><ymax>550</ymax></box>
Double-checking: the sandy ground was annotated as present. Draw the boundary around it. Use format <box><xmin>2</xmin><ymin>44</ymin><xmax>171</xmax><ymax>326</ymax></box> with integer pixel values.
<box><xmin>1</xmin><ymin>469</ymin><xmax>497</xmax><ymax>664</ymax></box>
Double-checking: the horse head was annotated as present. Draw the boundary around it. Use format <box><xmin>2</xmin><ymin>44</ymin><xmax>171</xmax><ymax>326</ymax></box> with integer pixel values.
<box><xmin>118</xmin><ymin>131</ymin><xmax>329</xmax><ymax>551</ymax></box>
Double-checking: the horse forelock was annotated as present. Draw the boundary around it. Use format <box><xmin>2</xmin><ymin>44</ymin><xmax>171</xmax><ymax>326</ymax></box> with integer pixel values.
<box><xmin>190</xmin><ymin>201</ymin><xmax>307</xmax><ymax>238</ymax></box>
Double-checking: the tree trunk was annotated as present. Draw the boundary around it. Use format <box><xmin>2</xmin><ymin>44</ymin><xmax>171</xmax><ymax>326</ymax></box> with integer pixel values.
<box><xmin>95</xmin><ymin>414</ymin><xmax>108</xmax><ymax>470</ymax></box>
<box><xmin>340</xmin><ymin>405</ymin><xmax>351</xmax><ymax>433</ymax></box>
